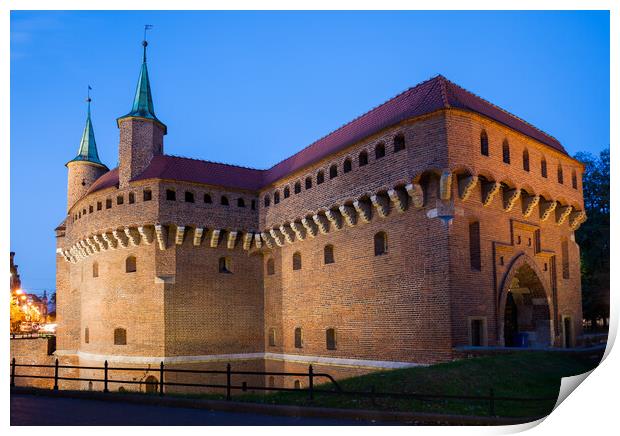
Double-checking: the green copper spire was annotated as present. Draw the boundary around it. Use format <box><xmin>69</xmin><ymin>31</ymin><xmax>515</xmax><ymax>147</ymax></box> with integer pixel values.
<box><xmin>117</xmin><ymin>31</ymin><xmax>167</xmax><ymax>132</ymax></box>
<box><xmin>67</xmin><ymin>91</ymin><xmax>106</xmax><ymax>168</ymax></box>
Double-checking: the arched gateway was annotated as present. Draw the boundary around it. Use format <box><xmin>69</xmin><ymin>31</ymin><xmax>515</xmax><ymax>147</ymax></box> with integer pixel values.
<box><xmin>498</xmin><ymin>254</ymin><xmax>553</xmax><ymax>348</ymax></box>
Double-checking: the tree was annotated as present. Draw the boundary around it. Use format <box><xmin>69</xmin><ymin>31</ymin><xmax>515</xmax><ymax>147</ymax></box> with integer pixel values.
<box><xmin>574</xmin><ymin>149</ymin><xmax>609</xmax><ymax>328</ymax></box>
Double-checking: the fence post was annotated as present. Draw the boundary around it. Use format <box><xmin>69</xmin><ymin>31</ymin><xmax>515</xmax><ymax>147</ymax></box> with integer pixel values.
<box><xmin>52</xmin><ymin>359</ymin><xmax>59</xmax><ymax>391</ymax></box>
<box><xmin>10</xmin><ymin>358</ymin><xmax>16</xmax><ymax>387</ymax></box>
<box><xmin>308</xmin><ymin>365</ymin><xmax>314</xmax><ymax>401</ymax></box>
<box><xmin>103</xmin><ymin>360</ymin><xmax>109</xmax><ymax>393</ymax></box>
<box><xmin>226</xmin><ymin>363</ymin><xmax>231</xmax><ymax>401</ymax></box>
<box><xmin>489</xmin><ymin>388</ymin><xmax>495</xmax><ymax>416</ymax></box>
<box><xmin>159</xmin><ymin>361</ymin><xmax>165</xmax><ymax>396</ymax></box>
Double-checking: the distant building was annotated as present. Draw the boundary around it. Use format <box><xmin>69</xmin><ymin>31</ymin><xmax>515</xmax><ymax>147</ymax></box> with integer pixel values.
<box><xmin>10</xmin><ymin>252</ymin><xmax>21</xmax><ymax>292</ymax></box>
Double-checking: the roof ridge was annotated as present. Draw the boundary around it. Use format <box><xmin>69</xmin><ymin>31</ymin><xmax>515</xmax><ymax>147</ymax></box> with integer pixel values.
<box><xmin>163</xmin><ymin>154</ymin><xmax>267</xmax><ymax>172</ymax></box>
<box><xmin>437</xmin><ymin>75</ymin><xmax>450</xmax><ymax>108</ymax></box>
<box><xmin>264</xmin><ymin>74</ymin><xmax>441</xmax><ymax>172</ymax></box>
<box><xmin>442</xmin><ymin>76</ymin><xmax>562</xmax><ymax>146</ymax></box>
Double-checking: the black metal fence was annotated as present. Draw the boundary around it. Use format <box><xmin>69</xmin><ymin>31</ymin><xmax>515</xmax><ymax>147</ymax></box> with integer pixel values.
<box><xmin>9</xmin><ymin>358</ymin><xmax>556</xmax><ymax>416</ymax></box>
<box><xmin>10</xmin><ymin>332</ymin><xmax>55</xmax><ymax>339</ymax></box>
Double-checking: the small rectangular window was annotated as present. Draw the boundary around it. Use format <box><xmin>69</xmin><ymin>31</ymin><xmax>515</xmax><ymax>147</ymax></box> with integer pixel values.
<box><xmin>268</xmin><ymin>328</ymin><xmax>276</xmax><ymax>347</ymax></box>
<box><xmin>326</xmin><ymin>328</ymin><xmax>336</xmax><ymax>350</ymax></box>
<box><xmin>251</xmin><ymin>200</ymin><xmax>256</xmax><ymax>210</ymax></box>
<box><xmin>294</xmin><ymin>328</ymin><xmax>303</xmax><ymax>348</ymax></box>
<box><xmin>85</xmin><ymin>327</ymin><xmax>90</xmax><ymax>344</ymax></box>
<box><xmin>89</xmin><ymin>205</ymin><xmax>93</xmax><ymax>213</ymax></box>
<box><xmin>143</xmin><ymin>189</ymin><xmax>152</xmax><ymax>201</ymax></box>
<box><xmin>469</xmin><ymin>221</ymin><xmax>481</xmax><ymax>271</ymax></box>
<box><xmin>106</xmin><ymin>199</ymin><xmax>112</xmax><ymax>209</ymax></box>
<box><xmin>166</xmin><ymin>189</ymin><xmax>176</xmax><ymax>201</ymax></box>
<box><xmin>117</xmin><ymin>195</ymin><xmax>124</xmax><ymax>205</ymax></box>
<box><xmin>97</xmin><ymin>202</ymin><xmax>102</xmax><ymax>211</ymax></box>
<box><xmin>562</xmin><ymin>240</ymin><xmax>570</xmax><ymax>279</ymax></box>
<box><xmin>185</xmin><ymin>191</ymin><xmax>195</xmax><ymax>203</ymax></box>
<box><xmin>128</xmin><ymin>192</ymin><xmax>135</xmax><ymax>204</ymax></box>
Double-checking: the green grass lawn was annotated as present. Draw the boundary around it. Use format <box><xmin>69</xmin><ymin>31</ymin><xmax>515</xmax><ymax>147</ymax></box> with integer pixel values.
<box><xmin>171</xmin><ymin>351</ymin><xmax>599</xmax><ymax>418</ymax></box>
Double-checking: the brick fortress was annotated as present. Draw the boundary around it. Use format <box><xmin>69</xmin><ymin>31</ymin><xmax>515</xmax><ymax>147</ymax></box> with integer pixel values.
<box><xmin>54</xmin><ymin>39</ymin><xmax>586</xmax><ymax>392</ymax></box>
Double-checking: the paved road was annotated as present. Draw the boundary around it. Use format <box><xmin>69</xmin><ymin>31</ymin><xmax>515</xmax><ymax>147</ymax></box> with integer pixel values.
<box><xmin>11</xmin><ymin>394</ymin><xmax>372</xmax><ymax>426</ymax></box>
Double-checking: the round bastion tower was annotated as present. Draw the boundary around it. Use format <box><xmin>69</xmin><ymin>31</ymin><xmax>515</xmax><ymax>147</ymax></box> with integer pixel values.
<box><xmin>66</xmin><ymin>97</ymin><xmax>108</xmax><ymax>211</ymax></box>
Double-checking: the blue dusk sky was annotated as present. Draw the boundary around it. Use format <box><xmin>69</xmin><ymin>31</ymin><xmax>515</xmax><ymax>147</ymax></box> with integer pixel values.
<box><xmin>10</xmin><ymin>10</ymin><xmax>609</xmax><ymax>293</ymax></box>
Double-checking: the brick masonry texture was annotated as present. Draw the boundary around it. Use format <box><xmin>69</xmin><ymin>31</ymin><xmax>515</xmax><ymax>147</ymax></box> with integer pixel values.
<box><xmin>41</xmin><ymin>81</ymin><xmax>586</xmax><ymax>392</ymax></box>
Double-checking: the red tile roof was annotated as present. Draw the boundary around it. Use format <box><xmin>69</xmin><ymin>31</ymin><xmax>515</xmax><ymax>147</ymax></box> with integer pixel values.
<box><xmin>134</xmin><ymin>155</ymin><xmax>265</xmax><ymax>190</ymax></box>
<box><xmin>87</xmin><ymin>167</ymin><xmax>119</xmax><ymax>194</ymax></box>
<box><xmin>87</xmin><ymin>75</ymin><xmax>566</xmax><ymax>195</ymax></box>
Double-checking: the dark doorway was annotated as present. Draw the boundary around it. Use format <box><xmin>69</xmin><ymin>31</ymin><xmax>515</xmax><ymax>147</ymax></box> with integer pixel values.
<box><xmin>502</xmin><ymin>263</ymin><xmax>552</xmax><ymax>347</ymax></box>
<box><xmin>564</xmin><ymin>317</ymin><xmax>572</xmax><ymax>348</ymax></box>
<box><xmin>504</xmin><ymin>292</ymin><xmax>518</xmax><ymax>346</ymax></box>
<box><xmin>145</xmin><ymin>376</ymin><xmax>158</xmax><ymax>393</ymax></box>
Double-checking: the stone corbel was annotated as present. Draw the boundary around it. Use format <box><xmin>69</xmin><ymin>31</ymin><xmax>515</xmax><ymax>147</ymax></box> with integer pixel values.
<box><xmin>569</xmin><ymin>210</ymin><xmax>587</xmax><ymax>231</ymax></box>
<box><xmin>290</xmin><ymin>221</ymin><xmax>307</xmax><ymax>241</ymax></box>
<box><xmin>458</xmin><ymin>175</ymin><xmax>478</xmax><ymax>201</ymax></box>
<box><xmin>138</xmin><ymin>226</ymin><xmax>154</xmax><ymax>245</ymax></box>
<box><xmin>227</xmin><ymin>231</ymin><xmax>238</xmax><ymax>249</ymax></box>
<box><xmin>175</xmin><ymin>226</ymin><xmax>186</xmax><ymax>245</ymax></box>
<box><xmin>502</xmin><ymin>188</ymin><xmax>521</xmax><ymax>212</ymax></box>
<box><xmin>405</xmin><ymin>183</ymin><xmax>424</xmax><ymax>208</ymax></box>
<box><xmin>243</xmin><ymin>232</ymin><xmax>253</xmax><ymax>250</ymax></box>
<box><xmin>209</xmin><ymin>229</ymin><xmax>221</xmax><ymax>248</ymax></box>
<box><xmin>481</xmin><ymin>181</ymin><xmax>501</xmax><ymax>207</ymax></box>
<box><xmin>312</xmin><ymin>214</ymin><xmax>330</xmax><ymax>234</ymax></box>
<box><xmin>269</xmin><ymin>228</ymin><xmax>285</xmax><ymax>247</ymax></box>
<box><xmin>86</xmin><ymin>237</ymin><xmax>100</xmax><ymax>253</ymax></box>
<box><xmin>112</xmin><ymin>229</ymin><xmax>129</xmax><ymax>248</ymax></box>
<box><xmin>193</xmin><ymin>227</ymin><xmax>204</xmax><ymax>246</ymax></box>
<box><xmin>279</xmin><ymin>225</ymin><xmax>295</xmax><ymax>244</ymax></box>
<box><xmin>124</xmin><ymin>227</ymin><xmax>141</xmax><ymax>246</ymax></box>
<box><xmin>155</xmin><ymin>224</ymin><xmax>168</xmax><ymax>250</ymax></box>
<box><xmin>388</xmin><ymin>189</ymin><xmax>408</xmax><ymax>213</ymax></box>
<box><xmin>93</xmin><ymin>234</ymin><xmax>108</xmax><ymax>251</ymax></box>
<box><xmin>301</xmin><ymin>217</ymin><xmax>318</xmax><ymax>237</ymax></box>
<box><xmin>102</xmin><ymin>232</ymin><xmax>118</xmax><ymax>250</ymax></box>
<box><xmin>71</xmin><ymin>245</ymin><xmax>84</xmax><ymax>260</ymax></box>
<box><xmin>78</xmin><ymin>240</ymin><xmax>91</xmax><ymax>256</ymax></box>
<box><xmin>555</xmin><ymin>205</ymin><xmax>573</xmax><ymax>225</ymax></box>
<box><xmin>325</xmin><ymin>209</ymin><xmax>344</xmax><ymax>230</ymax></box>
<box><xmin>353</xmin><ymin>199</ymin><xmax>372</xmax><ymax>222</ymax></box>
<box><xmin>260</xmin><ymin>232</ymin><xmax>273</xmax><ymax>249</ymax></box>
<box><xmin>370</xmin><ymin>194</ymin><xmax>390</xmax><ymax>218</ymax></box>
<box><xmin>62</xmin><ymin>249</ymin><xmax>74</xmax><ymax>263</ymax></box>
<box><xmin>254</xmin><ymin>233</ymin><xmax>263</xmax><ymax>249</ymax></box>
<box><xmin>539</xmin><ymin>199</ymin><xmax>557</xmax><ymax>221</ymax></box>
<box><xmin>521</xmin><ymin>194</ymin><xmax>540</xmax><ymax>218</ymax></box>
<box><xmin>439</xmin><ymin>170</ymin><xmax>452</xmax><ymax>201</ymax></box>
<box><xmin>339</xmin><ymin>205</ymin><xmax>357</xmax><ymax>227</ymax></box>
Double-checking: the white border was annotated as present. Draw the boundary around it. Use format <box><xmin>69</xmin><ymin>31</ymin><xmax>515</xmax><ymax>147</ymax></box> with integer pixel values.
<box><xmin>3</xmin><ymin>3</ymin><xmax>617</xmax><ymax>435</ymax></box>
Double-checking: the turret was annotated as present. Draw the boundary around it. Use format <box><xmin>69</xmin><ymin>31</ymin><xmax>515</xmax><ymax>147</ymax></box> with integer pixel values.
<box><xmin>116</xmin><ymin>35</ymin><xmax>166</xmax><ymax>188</ymax></box>
<box><xmin>66</xmin><ymin>94</ymin><xmax>108</xmax><ymax>212</ymax></box>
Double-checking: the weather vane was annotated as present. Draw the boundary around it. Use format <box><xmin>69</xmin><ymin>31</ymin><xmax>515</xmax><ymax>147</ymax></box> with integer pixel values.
<box><xmin>86</xmin><ymin>85</ymin><xmax>92</xmax><ymax>103</ymax></box>
<box><xmin>142</xmin><ymin>25</ymin><xmax>154</xmax><ymax>61</ymax></box>
<box><xmin>143</xmin><ymin>24</ymin><xmax>154</xmax><ymax>43</ymax></box>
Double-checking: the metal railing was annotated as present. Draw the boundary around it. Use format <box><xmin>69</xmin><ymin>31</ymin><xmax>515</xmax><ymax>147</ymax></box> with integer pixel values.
<box><xmin>9</xmin><ymin>358</ymin><xmax>556</xmax><ymax>416</ymax></box>
<box><xmin>10</xmin><ymin>332</ymin><xmax>55</xmax><ymax>340</ymax></box>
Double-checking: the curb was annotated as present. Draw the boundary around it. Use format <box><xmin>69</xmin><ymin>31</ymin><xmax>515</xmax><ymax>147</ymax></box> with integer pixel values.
<box><xmin>10</xmin><ymin>387</ymin><xmax>542</xmax><ymax>425</ymax></box>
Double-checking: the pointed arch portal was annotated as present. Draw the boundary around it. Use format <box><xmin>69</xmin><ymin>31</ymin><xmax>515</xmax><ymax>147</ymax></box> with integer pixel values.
<box><xmin>498</xmin><ymin>255</ymin><xmax>553</xmax><ymax>348</ymax></box>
